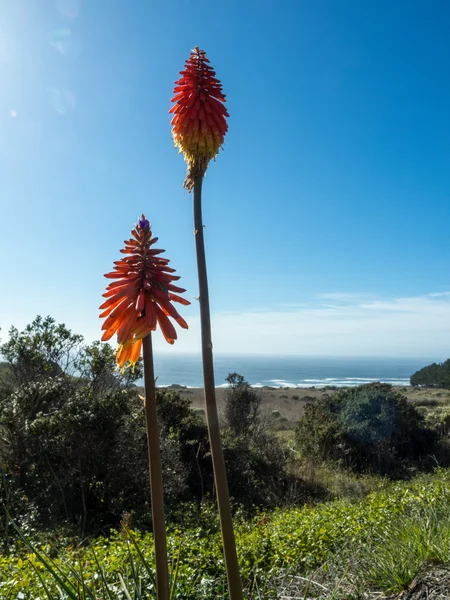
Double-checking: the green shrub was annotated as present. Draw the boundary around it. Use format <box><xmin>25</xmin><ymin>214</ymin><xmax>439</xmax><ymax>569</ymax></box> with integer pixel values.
<box><xmin>155</xmin><ymin>389</ymin><xmax>211</xmax><ymax>506</ymax></box>
<box><xmin>2</xmin><ymin>320</ymin><xmax>316</xmax><ymax>535</ymax></box>
<box><xmin>0</xmin><ymin>318</ymin><xmax>198</xmax><ymax>535</ymax></box>
<box><xmin>295</xmin><ymin>383</ymin><xmax>437</xmax><ymax>474</ymax></box>
<box><xmin>221</xmin><ymin>373</ymin><xmax>313</xmax><ymax>508</ymax></box>
<box><xmin>223</xmin><ymin>373</ymin><xmax>261</xmax><ymax>438</ymax></box>
<box><xmin>420</xmin><ymin>404</ymin><xmax>450</xmax><ymax>439</ymax></box>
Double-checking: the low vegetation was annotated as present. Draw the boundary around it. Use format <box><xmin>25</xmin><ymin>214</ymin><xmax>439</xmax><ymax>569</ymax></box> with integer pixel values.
<box><xmin>2</xmin><ymin>317</ymin><xmax>450</xmax><ymax>598</ymax></box>
<box><xmin>295</xmin><ymin>383</ymin><xmax>439</xmax><ymax>475</ymax></box>
<box><xmin>0</xmin><ymin>317</ymin><xmax>300</xmax><ymax>539</ymax></box>
<box><xmin>1</xmin><ymin>471</ymin><xmax>450</xmax><ymax>598</ymax></box>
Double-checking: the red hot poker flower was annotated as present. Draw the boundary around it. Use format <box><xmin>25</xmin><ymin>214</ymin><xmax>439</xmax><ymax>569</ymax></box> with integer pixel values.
<box><xmin>170</xmin><ymin>47</ymin><xmax>229</xmax><ymax>191</ymax></box>
<box><xmin>100</xmin><ymin>216</ymin><xmax>190</xmax><ymax>369</ymax></box>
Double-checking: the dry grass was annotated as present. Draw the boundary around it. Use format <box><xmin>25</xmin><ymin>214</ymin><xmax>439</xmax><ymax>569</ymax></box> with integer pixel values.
<box><xmin>174</xmin><ymin>385</ymin><xmax>450</xmax><ymax>434</ymax></box>
<box><xmin>176</xmin><ymin>386</ymin><xmax>329</xmax><ymax>425</ymax></box>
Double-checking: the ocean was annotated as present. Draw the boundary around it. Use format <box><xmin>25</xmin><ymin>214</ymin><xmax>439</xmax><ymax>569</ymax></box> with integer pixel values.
<box><xmin>150</xmin><ymin>354</ymin><xmax>438</xmax><ymax>389</ymax></box>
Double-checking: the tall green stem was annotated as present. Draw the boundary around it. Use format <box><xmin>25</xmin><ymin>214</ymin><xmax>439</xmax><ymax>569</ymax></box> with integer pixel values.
<box><xmin>142</xmin><ymin>333</ymin><xmax>170</xmax><ymax>600</ymax></box>
<box><xmin>193</xmin><ymin>175</ymin><xmax>243</xmax><ymax>599</ymax></box>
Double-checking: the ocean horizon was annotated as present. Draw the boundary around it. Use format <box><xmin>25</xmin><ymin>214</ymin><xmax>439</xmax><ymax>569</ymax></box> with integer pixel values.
<box><xmin>146</xmin><ymin>354</ymin><xmax>442</xmax><ymax>389</ymax></box>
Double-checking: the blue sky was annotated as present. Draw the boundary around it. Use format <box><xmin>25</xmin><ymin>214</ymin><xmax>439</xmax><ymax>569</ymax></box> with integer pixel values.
<box><xmin>1</xmin><ymin>0</ymin><xmax>450</xmax><ymax>357</ymax></box>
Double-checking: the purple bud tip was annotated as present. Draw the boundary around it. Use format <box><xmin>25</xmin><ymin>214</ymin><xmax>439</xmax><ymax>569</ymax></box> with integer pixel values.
<box><xmin>139</xmin><ymin>215</ymin><xmax>149</xmax><ymax>230</ymax></box>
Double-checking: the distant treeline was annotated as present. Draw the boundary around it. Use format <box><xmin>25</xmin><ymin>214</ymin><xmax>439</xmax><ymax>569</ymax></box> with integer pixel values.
<box><xmin>410</xmin><ymin>359</ymin><xmax>450</xmax><ymax>388</ymax></box>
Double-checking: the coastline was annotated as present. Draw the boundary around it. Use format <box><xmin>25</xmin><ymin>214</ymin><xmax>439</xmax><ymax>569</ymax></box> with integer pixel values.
<box><xmin>150</xmin><ymin>354</ymin><xmax>425</xmax><ymax>390</ymax></box>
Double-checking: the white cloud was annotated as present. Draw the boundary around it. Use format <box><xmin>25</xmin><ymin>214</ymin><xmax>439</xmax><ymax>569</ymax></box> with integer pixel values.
<box><xmin>2</xmin><ymin>292</ymin><xmax>450</xmax><ymax>358</ymax></box>
<box><xmin>148</xmin><ymin>292</ymin><xmax>450</xmax><ymax>357</ymax></box>
<box><xmin>316</xmin><ymin>292</ymin><xmax>374</xmax><ymax>302</ymax></box>
<box><xmin>426</xmin><ymin>292</ymin><xmax>450</xmax><ymax>298</ymax></box>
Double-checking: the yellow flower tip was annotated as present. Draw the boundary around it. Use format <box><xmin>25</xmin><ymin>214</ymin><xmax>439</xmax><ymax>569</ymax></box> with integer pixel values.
<box><xmin>115</xmin><ymin>339</ymin><xmax>142</xmax><ymax>371</ymax></box>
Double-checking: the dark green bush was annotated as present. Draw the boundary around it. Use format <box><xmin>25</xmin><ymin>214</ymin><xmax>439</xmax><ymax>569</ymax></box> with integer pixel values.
<box><xmin>221</xmin><ymin>373</ymin><xmax>312</xmax><ymax>508</ymax></box>
<box><xmin>295</xmin><ymin>383</ymin><xmax>438</xmax><ymax>474</ymax></box>
<box><xmin>223</xmin><ymin>372</ymin><xmax>261</xmax><ymax>438</ymax></box>
<box><xmin>0</xmin><ymin>318</ymin><xmax>195</xmax><ymax>535</ymax></box>
<box><xmin>1</xmin><ymin>318</ymin><xmax>316</xmax><ymax>536</ymax></box>
<box><xmin>154</xmin><ymin>389</ymin><xmax>211</xmax><ymax>505</ymax></box>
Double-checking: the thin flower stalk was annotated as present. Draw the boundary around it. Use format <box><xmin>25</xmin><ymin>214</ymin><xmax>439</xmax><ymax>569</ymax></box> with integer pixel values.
<box><xmin>100</xmin><ymin>216</ymin><xmax>190</xmax><ymax>600</ymax></box>
<box><xmin>171</xmin><ymin>49</ymin><xmax>243</xmax><ymax>600</ymax></box>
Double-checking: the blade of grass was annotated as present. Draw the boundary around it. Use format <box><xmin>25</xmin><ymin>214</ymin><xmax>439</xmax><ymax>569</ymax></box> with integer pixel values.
<box><xmin>30</xmin><ymin>564</ymin><xmax>55</xmax><ymax>600</ymax></box>
<box><xmin>119</xmin><ymin>573</ymin><xmax>134</xmax><ymax>600</ymax></box>
<box><xmin>91</xmin><ymin>545</ymin><xmax>115</xmax><ymax>600</ymax></box>
<box><xmin>126</xmin><ymin>540</ymin><xmax>142</xmax><ymax>599</ymax></box>
<box><xmin>169</xmin><ymin>539</ymin><xmax>182</xmax><ymax>599</ymax></box>
<box><xmin>122</xmin><ymin>525</ymin><xmax>157</xmax><ymax>588</ymax></box>
<box><xmin>78</xmin><ymin>558</ymin><xmax>87</xmax><ymax>600</ymax></box>
<box><xmin>55</xmin><ymin>551</ymin><xmax>96</xmax><ymax>600</ymax></box>
<box><xmin>6</xmin><ymin>511</ymin><xmax>80</xmax><ymax>600</ymax></box>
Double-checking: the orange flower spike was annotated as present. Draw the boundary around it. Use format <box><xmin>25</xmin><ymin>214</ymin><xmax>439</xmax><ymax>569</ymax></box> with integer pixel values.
<box><xmin>100</xmin><ymin>215</ymin><xmax>190</xmax><ymax>369</ymax></box>
<box><xmin>171</xmin><ymin>47</ymin><xmax>229</xmax><ymax>190</ymax></box>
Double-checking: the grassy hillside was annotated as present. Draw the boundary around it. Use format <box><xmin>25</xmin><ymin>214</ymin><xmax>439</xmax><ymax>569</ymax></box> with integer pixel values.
<box><xmin>1</xmin><ymin>469</ymin><xmax>450</xmax><ymax>598</ymax></box>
